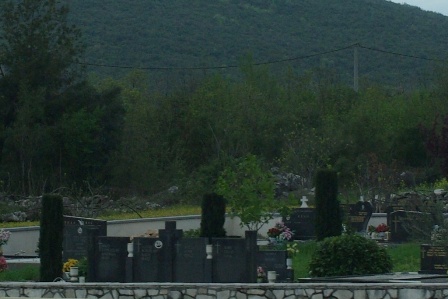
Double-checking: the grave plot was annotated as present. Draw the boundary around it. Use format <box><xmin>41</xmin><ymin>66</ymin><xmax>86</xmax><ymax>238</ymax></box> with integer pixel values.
<box><xmin>91</xmin><ymin>236</ymin><xmax>129</xmax><ymax>282</ymax></box>
<box><xmin>283</xmin><ymin>208</ymin><xmax>316</xmax><ymax>240</ymax></box>
<box><xmin>62</xmin><ymin>215</ymin><xmax>107</xmax><ymax>261</ymax></box>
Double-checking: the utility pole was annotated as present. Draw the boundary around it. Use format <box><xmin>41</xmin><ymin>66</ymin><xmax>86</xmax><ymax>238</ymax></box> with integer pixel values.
<box><xmin>354</xmin><ymin>43</ymin><xmax>359</xmax><ymax>92</ymax></box>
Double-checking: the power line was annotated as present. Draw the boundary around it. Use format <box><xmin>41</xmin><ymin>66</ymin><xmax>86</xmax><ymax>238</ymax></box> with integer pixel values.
<box><xmin>358</xmin><ymin>44</ymin><xmax>448</xmax><ymax>63</ymax></box>
<box><xmin>78</xmin><ymin>43</ymin><xmax>448</xmax><ymax>70</ymax></box>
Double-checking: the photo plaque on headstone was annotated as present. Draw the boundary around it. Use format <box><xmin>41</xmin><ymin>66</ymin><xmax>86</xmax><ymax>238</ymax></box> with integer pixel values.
<box><xmin>63</xmin><ymin>215</ymin><xmax>107</xmax><ymax>261</ymax></box>
<box><xmin>132</xmin><ymin>237</ymin><xmax>166</xmax><ymax>282</ymax></box>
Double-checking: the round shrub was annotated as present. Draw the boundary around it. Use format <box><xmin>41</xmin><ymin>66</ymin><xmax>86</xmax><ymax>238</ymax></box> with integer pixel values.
<box><xmin>309</xmin><ymin>234</ymin><xmax>393</xmax><ymax>277</ymax></box>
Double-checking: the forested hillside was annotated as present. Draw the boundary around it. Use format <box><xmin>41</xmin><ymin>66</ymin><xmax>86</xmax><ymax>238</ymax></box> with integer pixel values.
<box><xmin>1</xmin><ymin>0</ymin><xmax>448</xmax><ymax>207</ymax></box>
<box><xmin>67</xmin><ymin>0</ymin><xmax>448</xmax><ymax>89</ymax></box>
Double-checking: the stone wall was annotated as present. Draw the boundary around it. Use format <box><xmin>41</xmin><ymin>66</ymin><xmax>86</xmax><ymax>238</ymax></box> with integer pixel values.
<box><xmin>0</xmin><ymin>282</ymin><xmax>446</xmax><ymax>299</ymax></box>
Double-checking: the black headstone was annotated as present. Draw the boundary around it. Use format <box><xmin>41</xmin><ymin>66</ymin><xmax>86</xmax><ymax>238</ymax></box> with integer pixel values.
<box><xmin>347</xmin><ymin>202</ymin><xmax>373</xmax><ymax>232</ymax></box>
<box><xmin>283</xmin><ymin>208</ymin><xmax>316</xmax><ymax>240</ymax></box>
<box><xmin>387</xmin><ymin>210</ymin><xmax>410</xmax><ymax>243</ymax></box>
<box><xmin>63</xmin><ymin>215</ymin><xmax>107</xmax><ymax>261</ymax></box>
<box><xmin>174</xmin><ymin>238</ymin><xmax>209</xmax><ymax>282</ymax></box>
<box><xmin>158</xmin><ymin>221</ymin><xmax>183</xmax><ymax>282</ymax></box>
<box><xmin>132</xmin><ymin>237</ymin><xmax>166</xmax><ymax>282</ymax></box>
<box><xmin>420</xmin><ymin>244</ymin><xmax>448</xmax><ymax>274</ymax></box>
<box><xmin>93</xmin><ymin>236</ymin><xmax>129</xmax><ymax>282</ymax></box>
<box><xmin>212</xmin><ymin>238</ymin><xmax>248</xmax><ymax>283</ymax></box>
<box><xmin>257</xmin><ymin>250</ymin><xmax>288</xmax><ymax>281</ymax></box>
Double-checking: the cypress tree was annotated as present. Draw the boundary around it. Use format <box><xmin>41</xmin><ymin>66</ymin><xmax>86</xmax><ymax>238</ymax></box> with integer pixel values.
<box><xmin>315</xmin><ymin>169</ymin><xmax>342</xmax><ymax>241</ymax></box>
<box><xmin>39</xmin><ymin>194</ymin><xmax>64</xmax><ymax>281</ymax></box>
<box><xmin>200</xmin><ymin>193</ymin><xmax>226</xmax><ymax>238</ymax></box>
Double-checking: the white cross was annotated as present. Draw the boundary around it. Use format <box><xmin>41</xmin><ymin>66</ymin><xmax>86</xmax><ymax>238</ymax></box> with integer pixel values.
<box><xmin>300</xmin><ymin>196</ymin><xmax>309</xmax><ymax>208</ymax></box>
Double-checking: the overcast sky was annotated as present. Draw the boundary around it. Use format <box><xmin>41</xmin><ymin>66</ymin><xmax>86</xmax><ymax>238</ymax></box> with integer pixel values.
<box><xmin>389</xmin><ymin>0</ymin><xmax>448</xmax><ymax>16</ymax></box>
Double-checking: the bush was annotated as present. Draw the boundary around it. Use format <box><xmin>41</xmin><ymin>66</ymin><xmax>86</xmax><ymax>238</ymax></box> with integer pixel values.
<box><xmin>309</xmin><ymin>234</ymin><xmax>393</xmax><ymax>277</ymax></box>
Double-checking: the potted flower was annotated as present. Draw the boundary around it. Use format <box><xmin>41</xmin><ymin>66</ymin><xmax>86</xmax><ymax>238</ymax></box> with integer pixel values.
<box><xmin>257</xmin><ymin>266</ymin><xmax>265</xmax><ymax>283</ymax></box>
<box><xmin>77</xmin><ymin>257</ymin><xmax>88</xmax><ymax>282</ymax></box>
<box><xmin>375</xmin><ymin>223</ymin><xmax>389</xmax><ymax>239</ymax></box>
<box><xmin>0</xmin><ymin>229</ymin><xmax>11</xmax><ymax>255</ymax></box>
<box><xmin>63</xmin><ymin>258</ymin><xmax>78</xmax><ymax>281</ymax></box>
<box><xmin>286</xmin><ymin>242</ymin><xmax>299</xmax><ymax>269</ymax></box>
<box><xmin>267</xmin><ymin>222</ymin><xmax>293</xmax><ymax>245</ymax></box>
<box><xmin>0</xmin><ymin>255</ymin><xmax>7</xmax><ymax>272</ymax></box>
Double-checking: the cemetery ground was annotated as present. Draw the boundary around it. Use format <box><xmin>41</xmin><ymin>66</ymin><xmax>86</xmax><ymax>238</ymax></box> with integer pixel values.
<box><xmin>0</xmin><ymin>241</ymin><xmax>420</xmax><ymax>281</ymax></box>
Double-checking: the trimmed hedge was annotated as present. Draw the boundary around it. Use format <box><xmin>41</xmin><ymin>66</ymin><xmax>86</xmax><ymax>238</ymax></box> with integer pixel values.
<box><xmin>309</xmin><ymin>234</ymin><xmax>393</xmax><ymax>277</ymax></box>
<box><xmin>39</xmin><ymin>194</ymin><xmax>63</xmax><ymax>282</ymax></box>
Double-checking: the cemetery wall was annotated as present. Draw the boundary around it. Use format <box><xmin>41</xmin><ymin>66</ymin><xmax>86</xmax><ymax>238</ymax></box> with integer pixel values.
<box><xmin>0</xmin><ymin>282</ymin><xmax>446</xmax><ymax>299</ymax></box>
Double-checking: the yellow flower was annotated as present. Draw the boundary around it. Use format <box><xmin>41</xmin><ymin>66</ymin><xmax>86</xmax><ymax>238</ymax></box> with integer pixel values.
<box><xmin>63</xmin><ymin>259</ymin><xmax>78</xmax><ymax>272</ymax></box>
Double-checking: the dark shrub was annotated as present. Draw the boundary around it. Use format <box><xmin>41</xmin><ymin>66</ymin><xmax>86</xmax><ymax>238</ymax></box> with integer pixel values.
<box><xmin>309</xmin><ymin>234</ymin><xmax>393</xmax><ymax>277</ymax></box>
<box><xmin>200</xmin><ymin>193</ymin><xmax>226</xmax><ymax>238</ymax></box>
<box><xmin>314</xmin><ymin>169</ymin><xmax>342</xmax><ymax>241</ymax></box>
<box><xmin>39</xmin><ymin>194</ymin><xmax>64</xmax><ymax>282</ymax></box>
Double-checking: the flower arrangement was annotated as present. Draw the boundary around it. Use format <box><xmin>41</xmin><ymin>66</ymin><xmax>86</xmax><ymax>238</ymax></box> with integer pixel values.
<box><xmin>267</xmin><ymin>222</ymin><xmax>293</xmax><ymax>241</ymax></box>
<box><xmin>77</xmin><ymin>257</ymin><xmax>88</xmax><ymax>277</ymax></box>
<box><xmin>257</xmin><ymin>266</ymin><xmax>265</xmax><ymax>278</ymax></box>
<box><xmin>0</xmin><ymin>229</ymin><xmax>11</xmax><ymax>246</ymax></box>
<box><xmin>0</xmin><ymin>256</ymin><xmax>7</xmax><ymax>271</ymax></box>
<box><xmin>375</xmin><ymin>223</ymin><xmax>389</xmax><ymax>233</ymax></box>
<box><xmin>63</xmin><ymin>258</ymin><xmax>78</xmax><ymax>272</ymax></box>
<box><xmin>286</xmin><ymin>242</ymin><xmax>299</xmax><ymax>258</ymax></box>
<box><xmin>367</xmin><ymin>225</ymin><xmax>376</xmax><ymax>233</ymax></box>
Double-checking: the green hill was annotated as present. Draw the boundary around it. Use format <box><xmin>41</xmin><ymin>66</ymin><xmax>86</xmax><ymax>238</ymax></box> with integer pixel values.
<box><xmin>68</xmin><ymin>0</ymin><xmax>448</xmax><ymax>88</ymax></box>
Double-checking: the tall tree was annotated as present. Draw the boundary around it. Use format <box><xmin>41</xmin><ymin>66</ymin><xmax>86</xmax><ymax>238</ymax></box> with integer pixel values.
<box><xmin>0</xmin><ymin>0</ymin><xmax>123</xmax><ymax>194</ymax></box>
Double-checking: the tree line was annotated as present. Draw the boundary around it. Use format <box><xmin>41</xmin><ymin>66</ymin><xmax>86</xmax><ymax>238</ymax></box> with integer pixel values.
<box><xmin>1</xmin><ymin>0</ymin><xmax>448</xmax><ymax>203</ymax></box>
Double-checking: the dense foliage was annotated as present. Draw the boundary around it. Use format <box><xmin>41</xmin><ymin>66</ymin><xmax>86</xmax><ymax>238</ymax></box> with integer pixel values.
<box><xmin>64</xmin><ymin>0</ymin><xmax>448</xmax><ymax>88</ymax></box>
<box><xmin>309</xmin><ymin>234</ymin><xmax>393</xmax><ymax>277</ymax></box>
<box><xmin>216</xmin><ymin>155</ymin><xmax>279</xmax><ymax>230</ymax></box>
<box><xmin>0</xmin><ymin>0</ymin><xmax>124</xmax><ymax>194</ymax></box>
<box><xmin>1</xmin><ymin>0</ymin><xmax>448</xmax><ymax>206</ymax></box>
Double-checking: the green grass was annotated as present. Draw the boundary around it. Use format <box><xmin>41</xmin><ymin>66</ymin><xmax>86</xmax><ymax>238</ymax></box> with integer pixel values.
<box><xmin>0</xmin><ymin>265</ymin><xmax>39</xmax><ymax>281</ymax></box>
<box><xmin>386</xmin><ymin>242</ymin><xmax>420</xmax><ymax>273</ymax></box>
<box><xmin>0</xmin><ymin>205</ymin><xmax>202</xmax><ymax>228</ymax></box>
<box><xmin>292</xmin><ymin>241</ymin><xmax>420</xmax><ymax>278</ymax></box>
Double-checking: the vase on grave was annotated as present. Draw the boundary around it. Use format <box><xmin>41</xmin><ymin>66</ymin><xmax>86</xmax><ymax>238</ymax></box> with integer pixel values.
<box><xmin>69</xmin><ymin>267</ymin><xmax>79</xmax><ymax>282</ymax></box>
<box><xmin>286</xmin><ymin>258</ymin><xmax>293</xmax><ymax>270</ymax></box>
<box><xmin>257</xmin><ymin>277</ymin><xmax>264</xmax><ymax>283</ymax></box>
<box><xmin>267</xmin><ymin>271</ymin><xmax>277</xmax><ymax>283</ymax></box>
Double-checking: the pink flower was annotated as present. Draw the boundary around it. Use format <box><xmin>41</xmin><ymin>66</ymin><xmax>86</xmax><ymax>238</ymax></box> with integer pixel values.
<box><xmin>0</xmin><ymin>256</ymin><xmax>8</xmax><ymax>271</ymax></box>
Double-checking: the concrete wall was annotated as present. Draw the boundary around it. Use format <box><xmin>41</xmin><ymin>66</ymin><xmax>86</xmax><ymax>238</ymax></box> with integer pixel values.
<box><xmin>0</xmin><ymin>281</ymin><xmax>444</xmax><ymax>299</ymax></box>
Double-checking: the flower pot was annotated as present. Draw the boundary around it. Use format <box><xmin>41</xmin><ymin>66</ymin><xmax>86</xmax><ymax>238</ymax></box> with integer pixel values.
<box><xmin>286</xmin><ymin>258</ymin><xmax>293</xmax><ymax>270</ymax></box>
<box><xmin>267</xmin><ymin>271</ymin><xmax>277</xmax><ymax>283</ymax></box>
<box><xmin>268</xmin><ymin>237</ymin><xmax>277</xmax><ymax>245</ymax></box>
<box><xmin>69</xmin><ymin>267</ymin><xmax>79</xmax><ymax>282</ymax></box>
<box><xmin>78</xmin><ymin>276</ymin><xmax>85</xmax><ymax>283</ymax></box>
<box><xmin>257</xmin><ymin>277</ymin><xmax>264</xmax><ymax>283</ymax></box>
